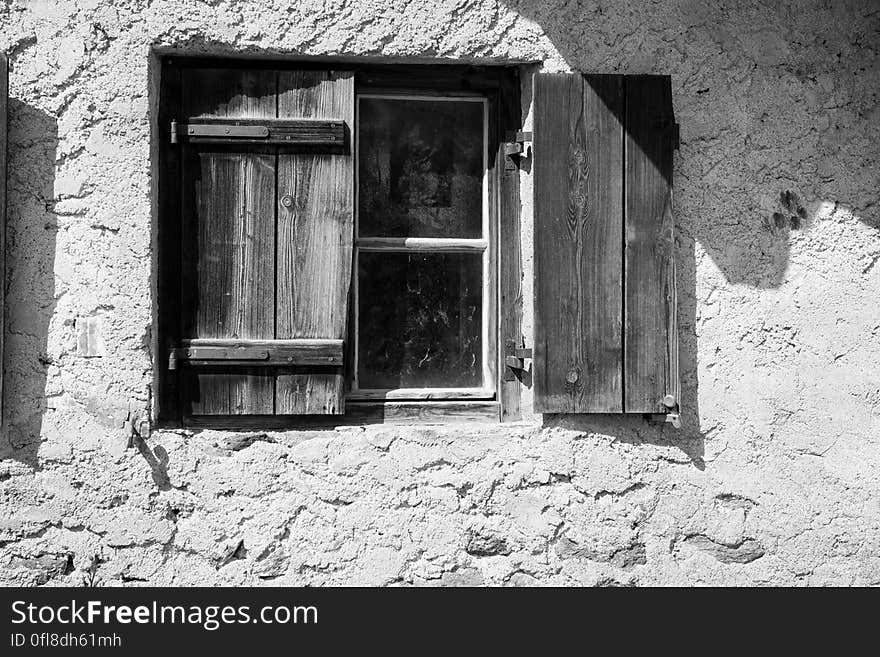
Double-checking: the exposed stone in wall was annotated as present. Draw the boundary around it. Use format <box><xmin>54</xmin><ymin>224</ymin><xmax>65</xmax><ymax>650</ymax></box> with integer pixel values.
<box><xmin>0</xmin><ymin>0</ymin><xmax>878</xmax><ymax>586</ymax></box>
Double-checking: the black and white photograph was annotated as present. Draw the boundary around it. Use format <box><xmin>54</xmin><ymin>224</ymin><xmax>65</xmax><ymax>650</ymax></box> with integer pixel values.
<box><xmin>0</xmin><ymin>0</ymin><xmax>878</xmax><ymax>643</ymax></box>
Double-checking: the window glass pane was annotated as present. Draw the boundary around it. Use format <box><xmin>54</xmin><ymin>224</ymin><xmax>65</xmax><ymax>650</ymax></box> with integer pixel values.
<box><xmin>358</xmin><ymin>97</ymin><xmax>484</xmax><ymax>238</ymax></box>
<box><xmin>358</xmin><ymin>252</ymin><xmax>483</xmax><ymax>389</ymax></box>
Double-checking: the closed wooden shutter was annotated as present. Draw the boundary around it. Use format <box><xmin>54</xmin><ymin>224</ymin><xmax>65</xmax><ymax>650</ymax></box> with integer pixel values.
<box><xmin>0</xmin><ymin>54</ymin><xmax>6</xmax><ymax>426</ymax></box>
<box><xmin>533</xmin><ymin>73</ymin><xmax>679</xmax><ymax>415</ymax></box>
<box><xmin>174</xmin><ymin>68</ymin><xmax>353</xmax><ymax>416</ymax></box>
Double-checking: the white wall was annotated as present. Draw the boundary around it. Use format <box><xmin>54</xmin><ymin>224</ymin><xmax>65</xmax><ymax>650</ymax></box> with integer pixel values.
<box><xmin>1</xmin><ymin>0</ymin><xmax>878</xmax><ymax>585</ymax></box>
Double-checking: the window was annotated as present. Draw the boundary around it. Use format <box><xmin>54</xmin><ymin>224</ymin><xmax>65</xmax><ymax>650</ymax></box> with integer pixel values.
<box><xmin>353</xmin><ymin>94</ymin><xmax>493</xmax><ymax>399</ymax></box>
<box><xmin>153</xmin><ymin>58</ymin><xmax>680</xmax><ymax>427</ymax></box>
<box><xmin>153</xmin><ymin>59</ymin><xmax>523</xmax><ymax>427</ymax></box>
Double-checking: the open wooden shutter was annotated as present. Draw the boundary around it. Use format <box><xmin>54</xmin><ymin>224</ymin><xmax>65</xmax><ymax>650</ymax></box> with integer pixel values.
<box><xmin>0</xmin><ymin>54</ymin><xmax>6</xmax><ymax>426</ymax></box>
<box><xmin>533</xmin><ymin>73</ymin><xmax>679</xmax><ymax>415</ymax></box>
<box><xmin>174</xmin><ymin>68</ymin><xmax>353</xmax><ymax>416</ymax></box>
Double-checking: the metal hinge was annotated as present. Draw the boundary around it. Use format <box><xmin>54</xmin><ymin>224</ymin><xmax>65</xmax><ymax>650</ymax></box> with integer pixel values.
<box><xmin>167</xmin><ymin>339</ymin><xmax>343</xmax><ymax>370</ymax></box>
<box><xmin>170</xmin><ymin>118</ymin><xmax>346</xmax><ymax>147</ymax></box>
<box><xmin>503</xmin><ymin>339</ymin><xmax>532</xmax><ymax>381</ymax></box>
<box><xmin>503</xmin><ymin>130</ymin><xmax>532</xmax><ymax>170</ymax></box>
<box><xmin>647</xmin><ymin>413</ymin><xmax>681</xmax><ymax>429</ymax></box>
<box><xmin>646</xmin><ymin>394</ymin><xmax>681</xmax><ymax>428</ymax></box>
<box><xmin>169</xmin><ymin>346</ymin><xmax>269</xmax><ymax>370</ymax></box>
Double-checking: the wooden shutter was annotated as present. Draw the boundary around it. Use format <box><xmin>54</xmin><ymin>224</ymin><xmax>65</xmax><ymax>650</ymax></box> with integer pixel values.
<box><xmin>0</xmin><ymin>54</ymin><xmax>6</xmax><ymax>426</ymax></box>
<box><xmin>533</xmin><ymin>73</ymin><xmax>679</xmax><ymax>415</ymax></box>
<box><xmin>175</xmin><ymin>68</ymin><xmax>353</xmax><ymax>416</ymax></box>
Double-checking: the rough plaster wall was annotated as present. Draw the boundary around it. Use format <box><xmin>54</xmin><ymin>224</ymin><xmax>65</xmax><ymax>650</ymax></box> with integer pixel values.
<box><xmin>1</xmin><ymin>0</ymin><xmax>878</xmax><ymax>586</ymax></box>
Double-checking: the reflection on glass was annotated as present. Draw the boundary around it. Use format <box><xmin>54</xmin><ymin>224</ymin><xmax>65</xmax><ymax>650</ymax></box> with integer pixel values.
<box><xmin>358</xmin><ymin>97</ymin><xmax>484</xmax><ymax>238</ymax></box>
<box><xmin>358</xmin><ymin>252</ymin><xmax>482</xmax><ymax>389</ymax></box>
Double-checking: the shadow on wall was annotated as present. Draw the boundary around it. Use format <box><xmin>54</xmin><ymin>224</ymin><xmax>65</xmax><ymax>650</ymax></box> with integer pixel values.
<box><xmin>1</xmin><ymin>101</ymin><xmax>58</xmax><ymax>468</ymax></box>
<box><xmin>509</xmin><ymin>0</ymin><xmax>878</xmax><ymax>464</ymax></box>
<box><xmin>541</xmin><ymin>158</ymin><xmax>705</xmax><ymax>470</ymax></box>
<box><xmin>529</xmin><ymin>73</ymin><xmax>705</xmax><ymax>467</ymax></box>
<box><xmin>505</xmin><ymin>0</ymin><xmax>879</xmax><ymax>282</ymax></box>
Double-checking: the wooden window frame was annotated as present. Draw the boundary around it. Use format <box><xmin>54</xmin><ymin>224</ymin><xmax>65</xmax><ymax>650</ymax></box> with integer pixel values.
<box><xmin>152</xmin><ymin>56</ymin><xmax>523</xmax><ymax>428</ymax></box>
<box><xmin>351</xmin><ymin>92</ymin><xmax>494</xmax><ymax>402</ymax></box>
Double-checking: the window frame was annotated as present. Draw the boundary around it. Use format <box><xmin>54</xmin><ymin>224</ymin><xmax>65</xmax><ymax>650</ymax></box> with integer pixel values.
<box><xmin>151</xmin><ymin>54</ymin><xmax>523</xmax><ymax>427</ymax></box>
<box><xmin>351</xmin><ymin>92</ymin><xmax>495</xmax><ymax>401</ymax></box>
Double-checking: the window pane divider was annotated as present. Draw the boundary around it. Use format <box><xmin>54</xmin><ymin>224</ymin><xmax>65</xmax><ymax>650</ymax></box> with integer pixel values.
<box><xmin>356</xmin><ymin>237</ymin><xmax>488</xmax><ymax>252</ymax></box>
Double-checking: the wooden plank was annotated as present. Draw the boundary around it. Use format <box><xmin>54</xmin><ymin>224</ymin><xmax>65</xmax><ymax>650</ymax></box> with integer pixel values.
<box><xmin>179</xmin><ymin>69</ymin><xmax>277</xmax><ymax>415</ymax></box>
<box><xmin>356</xmin><ymin>237</ymin><xmax>489</xmax><ymax>252</ymax></box>
<box><xmin>356</xmin><ymin>66</ymin><xmax>506</xmax><ymax>93</ymax></box>
<box><xmin>170</xmin><ymin>338</ymin><xmax>343</xmax><ymax>367</ymax></box>
<box><xmin>624</xmin><ymin>75</ymin><xmax>679</xmax><ymax>413</ymax></box>
<box><xmin>348</xmin><ymin>387</ymin><xmax>495</xmax><ymax>400</ymax></box>
<box><xmin>497</xmin><ymin>71</ymin><xmax>523</xmax><ymax>421</ymax></box>
<box><xmin>533</xmin><ymin>74</ymin><xmax>624</xmax><ymax>413</ymax></box>
<box><xmin>485</xmin><ymin>92</ymin><xmax>499</xmax><ymax>412</ymax></box>
<box><xmin>0</xmin><ymin>54</ymin><xmax>6</xmax><ymax>428</ymax></box>
<box><xmin>182</xmin><ymin>152</ymin><xmax>275</xmax><ymax>339</ymax></box>
<box><xmin>181</xmin><ymin>68</ymin><xmax>277</xmax><ymax>118</ymax></box>
<box><xmin>181</xmin><ymin>401</ymin><xmax>500</xmax><ymax>428</ymax></box>
<box><xmin>181</xmin><ymin>368</ymin><xmax>274</xmax><ymax>415</ymax></box>
<box><xmin>345</xmin><ymin>401</ymin><xmax>499</xmax><ymax>424</ymax></box>
<box><xmin>274</xmin><ymin>371</ymin><xmax>344</xmax><ymax>415</ymax></box>
<box><xmin>276</xmin><ymin>70</ymin><xmax>354</xmax><ymax>414</ymax></box>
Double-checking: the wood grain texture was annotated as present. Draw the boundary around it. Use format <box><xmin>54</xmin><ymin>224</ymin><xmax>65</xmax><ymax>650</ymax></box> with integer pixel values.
<box><xmin>180</xmin><ymin>68</ymin><xmax>277</xmax><ymax>119</ymax></box>
<box><xmin>274</xmin><ymin>369</ymin><xmax>345</xmax><ymax>415</ymax></box>
<box><xmin>533</xmin><ymin>74</ymin><xmax>624</xmax><ymax>413</ymax></box>
<box><xmin>181</xmin><ymin>401</ymin><xmax>499</xmax><ymax>428</ymax></box>
<box><xmin>498</xmin><ymin>72</ymin><xmax>523</xmax><ymax>421</ymax></box>
<box><xmin>276</xmin><ymin>70</ymin><xmax>354</xmax><ymax>414</ymax></box>
<box><xmin>356</xmin><ymin>237</ymin><xmax>489</xmax><ymax>251</ymax></box>
<box><xmin>179</xmin><ymin>69</ymin><xmax>277</xmax><ymax>415</ymax></box>
<box><xmin>171</xmin><ymin>338</ymin><xmax>343</xmax><ymax>368</ymax></box>
<box><xmin>345</xmin><ymin>401</ymin><xmax>499</xmax><ymax>424</ymax></box>
<box><xmin>624</xmin><ymin>75</ymin><xmax>679</xmax><ymax>413</ymax></box>
<box><xmin>183</xmin><ymin>152</ymin><xmax>275</xmax><ymax>339</ymax></box>
<box><xmin>175</xmin><ymin>118</ymin><xmax>345</xmax><ymax>148</ymax></box>
<box><xmin>181</xmin><ymin>368</ymin><xmax>274</xmax><ymax>415</ymax></box>
<box><xmin>0</xmin><ymin>54</ymin><xmax>6</xmax><ymax>427</ymax></box>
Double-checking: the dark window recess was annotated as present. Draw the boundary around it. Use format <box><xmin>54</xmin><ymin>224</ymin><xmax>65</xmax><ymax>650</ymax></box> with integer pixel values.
<box><xmin>533</xmin><ymin>73</ymin><xmax>680</xmax><ymax>417</ymax></box>
<box><xmin>155</xmin><ymin>60</ymin><xmax>522</xmax><ymax>426</ymax></box>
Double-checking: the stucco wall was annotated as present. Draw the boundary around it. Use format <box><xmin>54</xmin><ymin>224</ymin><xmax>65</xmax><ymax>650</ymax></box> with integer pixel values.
<box><xmin>1</xmin><ymin>0</ymin><xmax>878</xmax><ymax>586</ymax></box>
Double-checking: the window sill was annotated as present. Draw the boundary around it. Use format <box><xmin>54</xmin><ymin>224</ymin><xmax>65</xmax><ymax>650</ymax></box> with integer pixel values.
<box><xmin>172</xmin><ymin>401</ymin><xmax>501</xmax><ymax>430</ymax></box>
